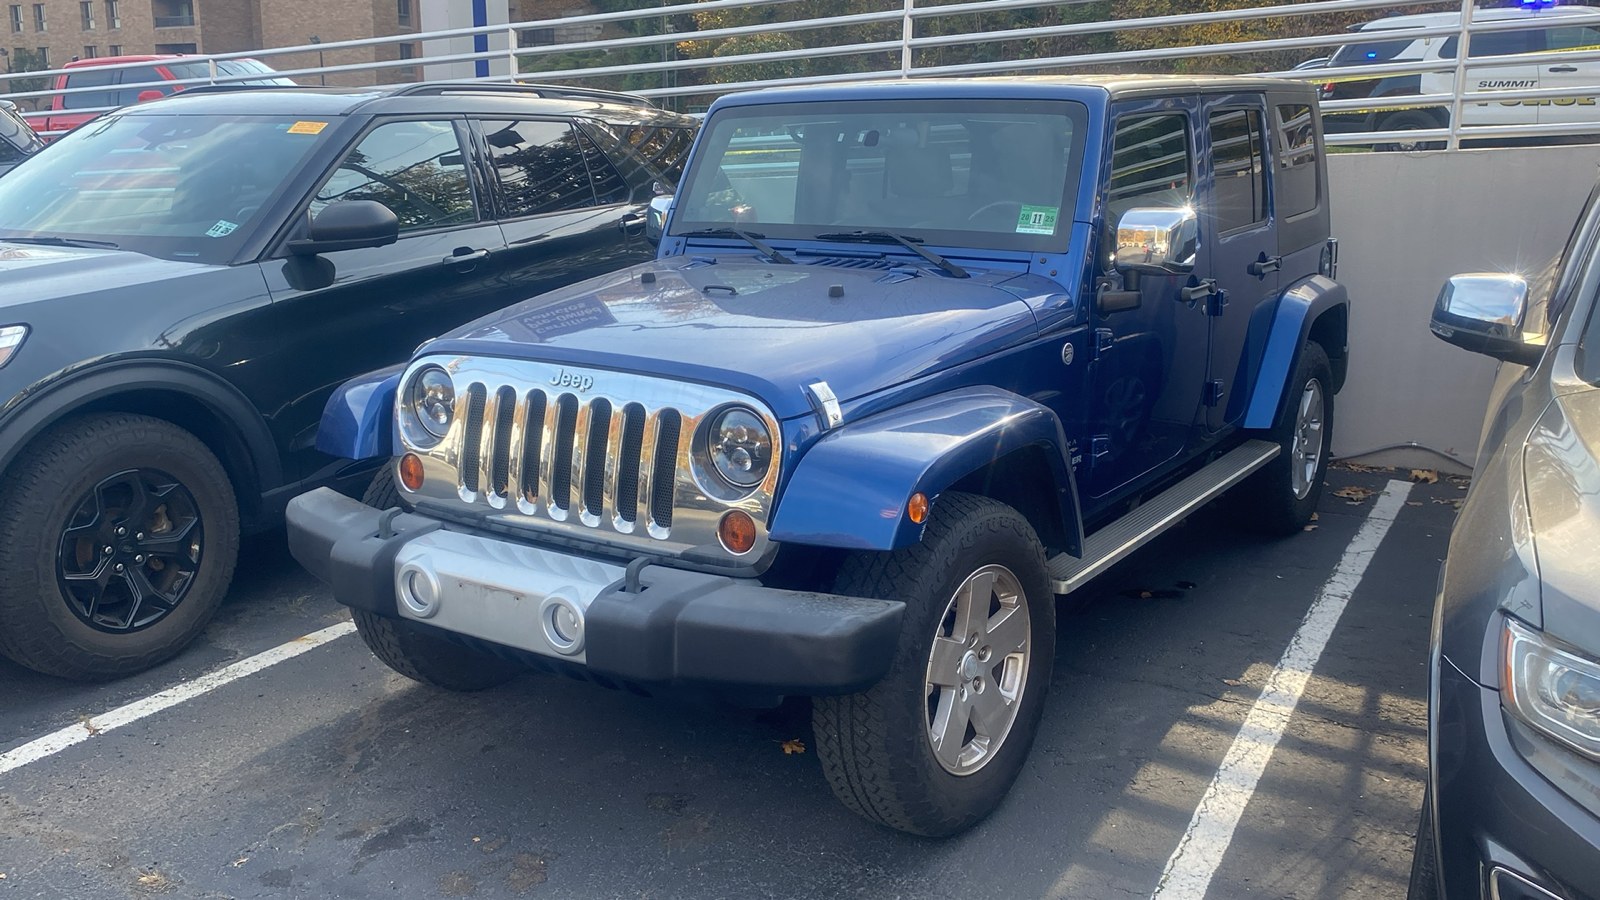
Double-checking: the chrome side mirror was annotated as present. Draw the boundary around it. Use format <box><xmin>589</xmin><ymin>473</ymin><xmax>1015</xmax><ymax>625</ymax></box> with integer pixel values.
<box><xmin>1429</xmin><ymin>273</ymin><xmax>1542</xmax><ymax>366</ymax></box>
<box><xmin>1114</xmin><ymin>207</ymin><xmax>1198</xmax><ymax>276</ymax></box>
<box><xmin>646</xmin><ymin>194</ymin><xmax>673</xmax><ymax>246</ymax></box>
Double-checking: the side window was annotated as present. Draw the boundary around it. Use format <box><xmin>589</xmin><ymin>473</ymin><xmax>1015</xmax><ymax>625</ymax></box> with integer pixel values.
<box><xmin>114</xmin><ymin>65</ymin><xmax>168</xmax><ymax>105</ymax></box>
<box><xmin>61</xmin><ymin>68</ymin><xmax>116</xmax><ymax>110</ymax></box>
<box><xmin>1275</xmin><ymin>103</ymin><xmax>1318</xmax><ymax>219</ymax></box>
<box><xmin>1439</xmin><ymin>30</ymin><xmax>1540</xmax><ymax>59</ymax></box>
<box><xmin>1106</xmin><ymin>113</ymin><xmax>1192</xmax><ymax>226</ymax></box>
<box><xmin>482</xmin><ymin>119</ymin><xmax>596</xmax><ymax>218</ymax></box>
<box><xmin>577</xmin><ymin>127</ymin><xmax>628</xmax><ymax>204</ymax></box>
<box><xmin>1546</xmin><ymin>25</ymin><xmax>1600</xmax><ymax>52</ymax></box>
<box><xmin>621</xmin><ymin>123</ymin><xmax>695</xmax><ymax>188</ymax></box>
<box><xmin>1207</xmin><ymin>108</ymin><xmax>1266</xmax><ymax>234</ymax></box>
<box><xmin>311</xmin><ymin>119</ymin><xmax>476</xmax><ymax>233</ymax></box>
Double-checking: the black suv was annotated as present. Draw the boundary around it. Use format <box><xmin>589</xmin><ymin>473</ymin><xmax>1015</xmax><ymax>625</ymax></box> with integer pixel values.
<box><xmin>0</xmin><ymin>82</ymin><xmax>697</xmax><ymax>680</ymax></box>
<box><xmin>0</xmin><ymin>99</ymin><xmax>44</xmax><ymax>176</ymax></box>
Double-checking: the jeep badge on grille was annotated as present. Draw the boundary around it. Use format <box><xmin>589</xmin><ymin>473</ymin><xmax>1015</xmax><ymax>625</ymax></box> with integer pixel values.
<box><xmin>550</xmin><ymin>369</ymin><xmax>594</xmax><ymax>393</ymax></box>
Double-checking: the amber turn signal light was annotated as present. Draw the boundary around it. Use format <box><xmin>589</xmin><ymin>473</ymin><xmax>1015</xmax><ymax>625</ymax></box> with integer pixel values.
<box><xmin>718</xmin><ymin>509</ymin><xmax>757</xmax><ymax>555</ymax></box>
<box><xmin>398</xmin><ymin>453</ymin><xmax>425</xmax><ymax>491</ymax></box>
<box><xmin>908</xmin><ymin>492</ymin><xmax>929</xmax><ymax>524</ymax></box>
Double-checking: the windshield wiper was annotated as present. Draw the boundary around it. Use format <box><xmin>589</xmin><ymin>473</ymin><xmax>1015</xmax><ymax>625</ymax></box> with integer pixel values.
<box><xmin>0</xmin><ymin>235</ymin><xmax>121</xmax><ymax>250</ymax></box>
<box><xmin>813</xmin><ymin>231</ymin><xmax>969</xmax><ymax>278</ymax></box>
<box><xmin>677</xmin><ymin>228</ymin><xmax>794</xmax><ymax>264</ymax></box>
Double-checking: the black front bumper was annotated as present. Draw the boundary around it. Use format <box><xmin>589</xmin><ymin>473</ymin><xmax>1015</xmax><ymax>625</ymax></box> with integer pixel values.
<box><xmin>287</xmin><ymin>488</ymin><xmax>905</xmax><ymax>697</ymax></box>
<box><xmin>1431</xmin><ymin>652</ymin><xmax>1600</xmax><ymax>900</ymax></box>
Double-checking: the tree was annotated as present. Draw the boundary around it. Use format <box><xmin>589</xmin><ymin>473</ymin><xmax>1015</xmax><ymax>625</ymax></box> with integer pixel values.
<box><xmin>4</xmin><ymin>48</ymin><xmax>51</xmax><ymax>112</ymax></box>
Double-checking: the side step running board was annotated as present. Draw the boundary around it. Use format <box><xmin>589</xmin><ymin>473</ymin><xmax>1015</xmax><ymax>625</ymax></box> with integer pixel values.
<box><xmin>1048</xmin><ymin>439</ymin><xmax>1280</xmax><ymax>595</ymax></box>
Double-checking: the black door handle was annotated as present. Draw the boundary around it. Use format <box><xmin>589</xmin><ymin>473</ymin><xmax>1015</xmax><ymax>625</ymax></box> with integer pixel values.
<box><xmin>1549</xmin><ymin>65</ymin><xmax>1579</xmax><ymax>73</ymax></box>
<box><xmin>445</xmin><ymin>248</ymin><xmax>490</xmax><ymax>265</ymax></box>
<box><xmin>620</xmin><ymin>213</ymin><xmax>646</xmax><ymax>236</ymax></box>
<box><xmin>1248</xmin><ymin>254</ymin><xmax>1281</xmax><ymax>277</ymax></box>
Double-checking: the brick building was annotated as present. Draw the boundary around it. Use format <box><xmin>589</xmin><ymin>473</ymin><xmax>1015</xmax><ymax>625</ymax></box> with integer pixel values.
<box><xmin>2</xmin><ymin>0</ymin><xmax>420</xmax><ymax>87</ymax></box>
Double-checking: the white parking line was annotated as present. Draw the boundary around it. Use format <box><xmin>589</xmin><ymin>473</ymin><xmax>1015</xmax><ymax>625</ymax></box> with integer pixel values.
<box><xmin>1150</xmin><ymin>479</ymin><xmax>1415</xmax><ymax>900</ymax></box>
<box><xmin>0</xmin><ymin>620</ymin><xmax>355</xmax><ymax>778</ymax></box>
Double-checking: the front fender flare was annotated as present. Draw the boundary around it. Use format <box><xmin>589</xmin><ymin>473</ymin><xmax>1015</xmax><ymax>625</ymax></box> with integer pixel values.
<box><xmin>1243</xmin><ymin>276</ymin><xmax>1349</xmax><ymax>430</ymax></box>
<box><xmin>315</xmin><ymin>364</ymin><xmax>403</xmax><ymax>460</ymax></box>
<box><xmin>769</xmin><ymin>386</ymin><xmax>1082</xmax><ymax>554</ymax></box>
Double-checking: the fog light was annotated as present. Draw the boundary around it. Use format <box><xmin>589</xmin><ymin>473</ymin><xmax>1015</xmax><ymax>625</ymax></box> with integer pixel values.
<box><xmin>397</xmin><ymin>563</ymin><xmax>440</xmax><ymax>618</ymax></box>
<box><xmin>908</xmin><ymin>492</ymin><xmax>929</xmax><ymax>524</ymax></box>
<box><xmin>718</xmin><ymin>509</ymin><xmax>757</xmax><ymax>555</ymax></box>
<box><xmin>540</xmin><ymin>595</ymin><xmax>586</xmax><ymax>655</ymax></box>
<box><xmin>399</xmin><ymin>453</ymin><xmax>424</xmax><ymax>491</ymax></box>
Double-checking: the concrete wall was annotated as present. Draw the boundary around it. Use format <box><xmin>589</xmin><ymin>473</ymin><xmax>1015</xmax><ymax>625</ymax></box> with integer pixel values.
<box><xmin>1327</xmin><ymin>146</ymin><xmax>1600</xmax><ymax>472</ymax></box>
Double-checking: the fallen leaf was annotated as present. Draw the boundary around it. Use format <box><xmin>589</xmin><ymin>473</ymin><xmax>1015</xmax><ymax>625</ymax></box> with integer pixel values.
<box><xmin>1310</xmin><ymin>512</ymin><xmax>1319</xmax><ymax>521</ymax></box>
<box><xmin>1332</xmin><ymin>485</ymin><xmax>1375</xmax><ymax>504</ymax></box>
<box><xmin>1303</xmin><ymin>524</ymin><xmax>1317</xmax><ymax>531</ymax></box>
<box><xmin>780</xmin><ymin>739</ymin><xmax>805</xmax><ymax>755</ymax></box>
<box><xmin>1223</xmin><ymin>678</ymin><xmax>1243</xmax><ymax>687</ymax></box>
<box><xmin>1410</xmin><ymin>468</ymin><xmax>1439</xmax><ymax>484</ymax></box>
<box><xmin>230</xmin><ymin>858</ymin><xmax>248</xmax><ymax>868</ymax></box>
<box><xmin>77</xmin><ymin>715</ymin><xmax>98</xmax><ymax>735</ymax></box>
<box><xmin>1406</xmin><ymin>501</ymin><xmax>1423</xmax><ymax>506</ymax></box>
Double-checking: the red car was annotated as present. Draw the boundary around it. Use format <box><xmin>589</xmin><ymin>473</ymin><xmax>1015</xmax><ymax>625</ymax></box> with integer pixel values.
<box><xmin>31</xmin><ymin>54</ymin><xmax>293</xmax><ymax>137</ymax></box>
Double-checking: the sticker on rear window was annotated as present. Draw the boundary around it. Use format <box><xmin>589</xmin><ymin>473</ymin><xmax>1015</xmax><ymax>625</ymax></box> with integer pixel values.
<box><xmin>287</xmin><ymin>121</ymin><xmax>328</xmax><ymax>135</ymax></box>
<box><xmin>206</xmin><ymin>220</ymin><xmax>239</xmax><ymax>238</ymax></box>
<box><xmin>1016</xmin><ymin>205</ymin><xmax>1059</xmax><ymax>236</ymax></box>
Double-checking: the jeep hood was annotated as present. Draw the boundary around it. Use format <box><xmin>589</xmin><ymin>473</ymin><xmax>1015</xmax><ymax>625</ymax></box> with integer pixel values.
<box><xmin>424</xmin><ymin>257</ymin><xmax>1043</xmax><ymax>420</ymax></box>
<box><xmin>1524</xmin><ymin>385</ymin><xmax>1600</xmax><ymax>654</ymax></box>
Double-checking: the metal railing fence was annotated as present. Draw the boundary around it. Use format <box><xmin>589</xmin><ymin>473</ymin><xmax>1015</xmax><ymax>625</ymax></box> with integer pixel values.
<box><xmin>3</xmin><ymin>0</ymin><xmax>1597</xmax><ymax>149</ymax></box>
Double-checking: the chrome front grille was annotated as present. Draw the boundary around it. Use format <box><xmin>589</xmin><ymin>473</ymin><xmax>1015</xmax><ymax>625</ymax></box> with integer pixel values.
<box><xmin>399</xmin><ymin>357</ymin><xmax>778</xmax><ymax>559</ymax></box>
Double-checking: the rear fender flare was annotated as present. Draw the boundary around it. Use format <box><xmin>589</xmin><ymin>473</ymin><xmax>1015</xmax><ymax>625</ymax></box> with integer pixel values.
<box><xmin>1243</xmin><ymin>275</ymin><xmax>1349</xmax><ymax>430</ymax></box>
<box><xmin>768</xmin><ymin>386</ymin><xmax>1083</xmax><ymax>555</ymax></box>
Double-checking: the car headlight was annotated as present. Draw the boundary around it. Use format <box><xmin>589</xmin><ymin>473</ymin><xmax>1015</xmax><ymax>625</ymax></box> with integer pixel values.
<box><xmin>406</xmin><ymin>365</ymin><xmax>455</xmax><ymax>440</ymax></box>
<box><xmin>1503</xmin><ymin>616</ymin><xmax>1600</xmax><ymax>760</ymax></box>
<box><xmin>707</xmin><ymin>405</ymin><xmax>771</xmax><ymax>489</ymax></box>
<box><xmin>0</xmin><ymin>325</ymin><xmax>27</xmax><ymax>368</ymax></box>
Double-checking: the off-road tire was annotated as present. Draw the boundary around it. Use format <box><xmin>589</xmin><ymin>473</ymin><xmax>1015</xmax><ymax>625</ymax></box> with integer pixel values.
<box><xmin>1405</xmin><ymin>783</ymin><xmax>1441</xmax><ymax>900</ymax></box>
<box><xmin>352</xmin><ymin>610</ymin><xmax>521</xmax><ymax>691</ymax></box>
<box><xmin>1236</xmin><ymin>341</ymin><xmax>1334</xmax><ymax>536</ymax></box>
<box><xmin>0</xmin><ymin>413</ymin><xmax>239</xmax><ymax>680</ymax></box>
<box><xmin>362</xmin><ymin>462</ymin><xmax>399</xmax><ymax>510</ymax></box>
<box><xmin>812</xmin><ymin>492</ymin><xmax>1055</xmax><ymax>837</ymax></box>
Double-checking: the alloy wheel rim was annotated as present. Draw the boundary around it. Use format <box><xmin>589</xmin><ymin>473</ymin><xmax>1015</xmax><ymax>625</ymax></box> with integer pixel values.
<box><xmin>56</xmin><ymin>468</ymin><xmax>204</xmax><ymax>634</ymax></box>
<box><xmin>1290</xmin><ymin>378</ymin><xmax>1326</xmax><ymax>501</ymax></box>
<box><xmin>924</xmin><ymin>564</ymin><xmax>1031</xmax><ymax>776</ymax></box>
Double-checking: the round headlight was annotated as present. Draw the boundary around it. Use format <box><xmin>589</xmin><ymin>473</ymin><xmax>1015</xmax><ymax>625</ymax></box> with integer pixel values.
<box><xmin>708</xmin><ymin>406</ymin><xmax>771</xmax><ymax>488</ymax></box>
<box><xmin>410</xmin><ymin>366</ymin><xmax>455</xmax><ymax>439</ymax></box>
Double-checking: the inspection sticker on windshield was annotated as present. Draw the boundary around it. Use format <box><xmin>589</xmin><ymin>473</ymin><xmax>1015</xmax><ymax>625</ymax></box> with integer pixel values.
<box><xmin>287</xmin><ymin>120</ymin><xmax>328</xmax><ymax>135</ymax></box>
<box><xmin>1016</xmin><ymin>205</ymin><xmax>1059</xmax><ymax>235</ymax></box>
<box><xmin>206</xmin><ymin>220</ymin><xmax>239</xmax><ymax>238</ymax></box>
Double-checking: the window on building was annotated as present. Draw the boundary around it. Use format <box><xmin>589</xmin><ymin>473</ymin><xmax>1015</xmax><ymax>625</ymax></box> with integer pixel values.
<box><xmin>313</xmin><ymin>120</ymin><xmax>477</xmax><ymax>232</ymax></box>
<box><xmin>80</xmin><ymin>1</ymin><xmax>93</xmax><ymax>29</ymax></box>
<box><xmin>107</xmin><ymin>42</ymin><xmax>119</xmax><ymax>54</ymax></box>
<box><xmin>397</xmin><ymin>0</ymin><xmax>410</xmax><ymax>26</ymax></box>
<box><xmin>104</xmin><ymin>0</ymin><xmax>117</xmax><ymax>29</ymax></box>
<box><xmin>1207</xmin><ymin>108</ymin><xmax>1266</xmax><ymax>233</ymax></box>
<box><xmin>397</xmin><ymin>40</ymin><xmax>415</xmax><ymax>77</ymax></box>
<box><xmin>35</xmin><ymin>45</ymin><xmax>46</xmax><ymax>66</ymax></box>
<box><xmin>1275</xmin><ymin>104</ymin><xmax>1319</xmax><ymax>220</ymax></box>
<box><xmin>82</xmin><ymin>44</ymin><xmax>96</xmax><ymax>57</ymax></box>
<box><xmin>482</xmin><ymin>119</ymin><xmax>599</xmax><ymax>218</ymax></box>
<box><xmin>7</xmin><ymin>5</ymin><xmax>19</xmax><ymax>33</ymax></box>
<box><xmin>32</xmin><ymin>3</ymin><xmax>44</xmax><ymax>31</ymax></box>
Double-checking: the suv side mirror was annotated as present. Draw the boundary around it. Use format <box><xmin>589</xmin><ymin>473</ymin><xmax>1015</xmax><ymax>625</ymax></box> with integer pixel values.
<box><xmin>288</xmin><ymin>200</ymin><xmax>400</xmax><ymax>256</ymax></box>
<box><xmin>1429</xmin><ymin>273</ymin><xmax>1543</xmax><ymax>366</ymax></box>
<box><xmin>1114</xmin><ymin>207</ymin><xmax>1198</xmax><ymax>276</ymax></box>
<box><xmin>646</xmin><ymin>194</ymin><xmax>672</xmax><ymax>245</ymax></box>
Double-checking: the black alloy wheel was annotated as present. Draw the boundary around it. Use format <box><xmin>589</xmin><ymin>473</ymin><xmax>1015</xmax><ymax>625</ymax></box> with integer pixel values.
<box><xmin>57</xmin><ymin>468</ymin><xmax>205</xmax><ymax>633</ymax></box>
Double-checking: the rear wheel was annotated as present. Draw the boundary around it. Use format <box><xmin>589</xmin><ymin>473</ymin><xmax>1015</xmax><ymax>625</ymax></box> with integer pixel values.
<box><xmin>812</xmin><ymin>493</ymin><xmax>1054</xmax><ymax>836</ymax></box>
<box><xmin>1235</xmin><ymin>341</ymin><xmax>1333</xmax><ymax>536</ymax></box>
<box><xmin>0</xmin><ymin>413</ymin><xmax>239</xmax><ymax>680</ymax></box>
<box><xmin>1376</xmin><ymin>110</ymin><xmax>1445</xmax><ymax>152</ymax></box>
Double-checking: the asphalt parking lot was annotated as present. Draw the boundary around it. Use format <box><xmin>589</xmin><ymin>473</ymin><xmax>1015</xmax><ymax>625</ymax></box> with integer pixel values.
<box><xmin>0</xmin><ymin>465</ymin><xmax>1462</xmax><ymax>900</ymax></box>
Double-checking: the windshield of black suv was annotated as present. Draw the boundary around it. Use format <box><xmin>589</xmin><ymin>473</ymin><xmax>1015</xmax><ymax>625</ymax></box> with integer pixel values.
<box><xmin>0</xmin><ymin>112</ymin><xmax>329</xmax><ymax>264</ymax></box>
<box><xmin>672</xmin><ymin>98</ymin><xmax>1089</xmax><ymax>253</ymax></box>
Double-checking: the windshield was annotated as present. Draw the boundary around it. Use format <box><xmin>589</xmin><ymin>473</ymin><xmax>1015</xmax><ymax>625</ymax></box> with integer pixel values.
<box><xmin>166</xmin><ymin>60</ymin><xmax>298</xmax><ymax>86</ymax></box>
<box><xmin>672</xmin><ymin>98</ymin><xmax>1088</xmax><ymax>253</ymax></box>
<box><xmin>0</xmin><ymin>113</ymin><xmax>329</xmax><ymax>264</ymax></box>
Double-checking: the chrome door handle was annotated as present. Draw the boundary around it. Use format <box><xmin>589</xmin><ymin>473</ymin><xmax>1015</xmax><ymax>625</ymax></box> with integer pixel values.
<box><xmin>445</xmin><ymin>248</ymin><xmax>490</xmax><ymax>264</ymax></box>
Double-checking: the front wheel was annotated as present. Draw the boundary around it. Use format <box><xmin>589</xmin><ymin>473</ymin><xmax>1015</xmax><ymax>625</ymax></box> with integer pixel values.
<box><xmin>1235</xmin><ymin>341</ymin><xmax>1334</xmax><ymax>535</ymax></box>
<box><xmin>812</xmin><ymin>492</ymin><xmax>1055</xmax><ymax>836</ymax></box>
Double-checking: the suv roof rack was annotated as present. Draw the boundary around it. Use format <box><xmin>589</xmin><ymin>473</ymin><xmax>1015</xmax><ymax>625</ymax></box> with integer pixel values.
<box><xmin>390</xmin><ymin>81</ymin><xmax>654</xmax><ymax>108</ymax></box>
<box><xmin>165</xmin><ymin>82</ymin><xmax>324</xmax><ymax>97</ymax></box>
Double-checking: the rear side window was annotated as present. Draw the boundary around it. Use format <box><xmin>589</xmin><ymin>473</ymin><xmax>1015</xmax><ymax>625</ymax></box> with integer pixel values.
<box><xmin>1439</xmin><ymin>29</ymin><xmax>1541</xmax><ymax>59</ymax></box>
<box><xmin>620</xmin><ymin>124</ymin><xmax>695</xmax><ymax>188</ymax></box>
<box><xmin>482</xmin><ymin>118</ymin><xmax>597</xmax><ymax>218</ymax></box>
<box><xmin>114</xmin><ymin>66</ymin><xmax>170</xmax><ymax>106</ymax></box>
<box><xmin>1208</xmin><ymin>108</ymin><xmax>1267</xmax><ymax>233</ymax></box>
<box><xmin>311</xmin><ymin>119</ymin><xmax>476</xmax><ymax>233</ymax></box>
<box><xmin>1275</xmin><ymin>104</ymin><xmax>1319</xmax><ymax>219</ymax></box>
<box><xmin>61</xmin><ymin>68</ymin><xmax>116</xmax><ymax>110</ymax></box>
<box><xmin>577</xmin><ymin>128</ymin><xmax>628</xmax><ymax>204</ymax></box>
<box><xmin>1546</xmin><ymin>24</ymin><xmax>1600</xmax><ymax>52</ymax></box>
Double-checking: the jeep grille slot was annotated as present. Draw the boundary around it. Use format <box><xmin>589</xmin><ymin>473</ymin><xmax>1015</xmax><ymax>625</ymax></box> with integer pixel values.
<box><xmin>519</xmin><ymin>390</ymin><xmax>547</xmax><ymax>504</ymax></box>
<box><xmin>582</xmin><ymin>398</ymin><xmax>613</xmax><ymax>520</ymax></box>
<box><xmin>550</xmin><ymin>393</ymin><xmax>579</xmax><ymax>512</ymax></box>
<box><xmin>650</xmin><ymin>409</ymin><xmax>680</xmax><ymax>530</ymax></box>
<box><xmin>615</xmin><ymin>403</ymin><xmax>646</xmax><ymax>524</ymax></box>
<box><xmin>490</xmin><ymin>386</ymin><xmax>516</xmax><ymax>497</ymax></box>
<box><xmin>461</xmin><ymin>384</ymin><xmax>487</xmax><ymax>495</ymax></box>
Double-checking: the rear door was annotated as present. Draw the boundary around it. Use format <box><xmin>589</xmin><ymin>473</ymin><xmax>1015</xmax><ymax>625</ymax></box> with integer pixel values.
<box><xmin>259</xmin><ymin>116</ymin><xmax>509</xmax><ymax>478</ymax></box>
<box><xmin>1441</xmin><ymin>29</ymin><xmax>1542</xmax><ymax>127</ymax></box>
<box><xmin>1200</xmin><ymin>96</ymin><xmax>1279</xmax><ymax>434</ymax></box>
<box><xmin>1534</xmin><ymin>19</ymin><xmax>1600</xmax><ymax>125</ymax></box>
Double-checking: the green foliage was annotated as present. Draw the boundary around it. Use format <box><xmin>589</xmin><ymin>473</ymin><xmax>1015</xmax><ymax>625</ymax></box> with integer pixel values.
<box><xmin>5</xmin><ymin>48</ymin><xmax>51</xmax><ymax>109</ymax></box>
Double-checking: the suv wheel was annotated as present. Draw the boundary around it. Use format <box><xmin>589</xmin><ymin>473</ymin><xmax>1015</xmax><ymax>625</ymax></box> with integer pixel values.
<box><xmin>1376</xmin><ymin>110</ymin><xmax>1445</xmax><ymax>152</ymax></box>
<box><xmin>352</xmin><ymin>611</ymin><xmax>522</xmax><ymax>691</ymax></box>
<box><xmin>0</xmin><ymin>413</ymin><xmax>239</xmax><ymax>680</ymax></box>
<box><xmin>812</xmin><ymin>492</ymin><xmax>1055</xmax><ymax>836</ymax></box>
<box><xmin>1236</xmin><ymin>341</ymin><xmax>1334</xmax><ymax>535</ymax></box>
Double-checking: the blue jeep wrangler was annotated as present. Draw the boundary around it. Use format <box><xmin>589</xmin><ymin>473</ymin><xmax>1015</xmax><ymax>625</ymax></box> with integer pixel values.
<box><xmin>287</xmin><ymin>75</ymin><xmax>1348</xmax><ymax>836</ymax></box>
